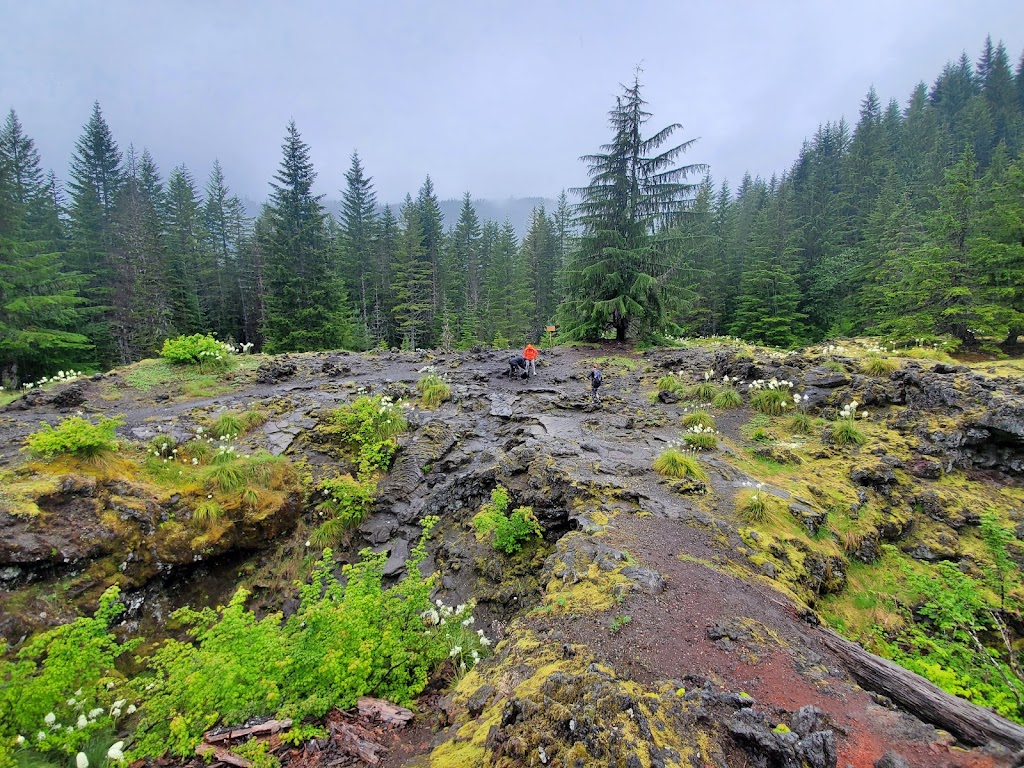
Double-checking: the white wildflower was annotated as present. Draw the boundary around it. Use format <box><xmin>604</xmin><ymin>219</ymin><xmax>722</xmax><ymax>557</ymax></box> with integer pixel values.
<box><xmin>16</xmin><ymin>735</ymin><xmax>25</xmax><ymax>745</ymax></box>
<box><xmin>37</xmin><ymin>732</ymin><xmax>46</xmax><ymax>741</ymax></box>
<box><xmin>89</xmin><ymin>707</ymin><xmax>104</xmax><ymax>719</ymax></box>
<box><xmin>77</xmin><ymin>714</ymin><xmax>88</xmax><ymax>728</ymax></box>
<box><xmin>107</xmin><ymin>742</ymin><xmax>125</xmax><ymax>761</ymax></box>
<box><xmin>77</xmin><ymin>752</ymin><xmax>89</xmax><ymax>768</ymax></box>
<box><xmin>449</xmin><ymin>645</ymin><xmax>462</xmax><ymax>657</ymax></box>
<box><xmin>44</xmin><ymin>713</ymin><xmax>56</xmax><ymax>726</ymax></box>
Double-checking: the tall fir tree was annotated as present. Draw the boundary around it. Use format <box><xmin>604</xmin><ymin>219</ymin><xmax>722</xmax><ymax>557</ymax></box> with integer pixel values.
<box><xmin>391</xmin><ymin>196</ymin><xmax>432</xmax><ymax>349</ymax></box>
<box><xmin>164</xmin><ymin>165</ymin><xmax>206</xmax><ymax>334</ymax></box>
<box><xmin>450</xmin><ymin>193</ymin><xmax>482</xmax><ymax>345</ymax></box>
<box><xmin>262</xmin><ymin>121</ymin><xmax>353</xmax><ymax>352</ymax></box>
<box><xmin>67</xmin><ymin>102</ymin><xmax>123</xmax><ymax>367</ymax></box>
<box><xmin>338</xmin><ymin>151</ymin><xmax>378</xmax><ymax>343</ymax></box>
<box><xmin>559</xmin><ymin>76</ymin><xmax>705</xmax><ymax>341</ymax></box>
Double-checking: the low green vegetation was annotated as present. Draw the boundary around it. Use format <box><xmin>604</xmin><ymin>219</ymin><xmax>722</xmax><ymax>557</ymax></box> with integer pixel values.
<box><xmin>682</xmin><ymin>425</ymin><xmax>718</xmax><ymax>451</ymax></box>
<box><xmin>656</xmin><ymin>375</ymin><xmax>687</xmax><ymax>395</ymax></box>
<box><xmin>160</xmin><ymin>333</ymin><xmax>237</xmax><ymax>372</ymax></box>
<box><xmin>416</xmin><ymin>370</ymin><xmax>452</xmax><ymax>408</ymax></box>
<box><xmin>609</xmin><ymin>614</ymin><xmax>632</xmax><ymax>634</ymax></box>
<box><xmin>653</xmin><ymin>447</ymin><xmax>708</xmax><ymax>480</ymax></box>
<box><xmin>712</xmin><ymin>387</ymin><xmax>743</xmax><ymax>409</ymax></box>
<box><xmin>680</xmin><ymin>409</ymin><xmax>715</xmax><ymax>430</ymax></box>
<box><xmin>736</xmin><ymin>486</ymin><xmax>778</xmax><ymax>523</ymax></box>
<box><xmin>0</xmin><ymin>521</ymin><xmax>494</xmax><ymax>763</ymax></box>
<box><xmin>472</xmin><ymin>486</ymin><xmax>542</xmax><ymax>554</ymax></box>
<box><xmin>687</xmin><ymin>381</ymin><xmax>718</xmax><ymax>402</ymax></box>
<box><xmin>25</xmin><ymin>415</ymin><xmax>124</xmax><ymax>461</ymax></box>
<box><xmin>310</xmin><ymin>474</ymin><xmax>376</xmax><ymax>547</ymax></box>
<box><xmin>324</xmin><ymin>395</ymin><xmax>408</xmax><ymax>480</ymax></box>
<box><xmin>749</xmin><ymin>386</ymin><xmax>792</xmax><ymax>416</ymax></box>
<box><xmin>862</xmin><ymin>354</ymin><xmax>897</xmax><ymax>375</ymax></box>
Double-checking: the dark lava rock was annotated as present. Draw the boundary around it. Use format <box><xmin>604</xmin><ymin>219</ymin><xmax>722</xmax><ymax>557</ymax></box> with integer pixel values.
<box><xmin>657</xmin><ymin>389</ymin><xmax>681</xmax><ymax>404</ymax></box>
<box><xmin>851</xmin><ymin>464</ymin><xmax>898</xmax><ymax>488</ymax></box>
<box><xmin>49</xmin><ymin>382</ymin><xmax>87</xmax><ymax>408</ymax></box>
<box><xmin>874</xmin><ymin>752</ymin><xmax>910</xmax><ymax>768</ymax></box>
<box><xmin>620</xmin><ymin>565</ymin><xmax>666</xmax><ymax>595</ymax></box>
<box><xmin>256</xmin><ymin>358</ymin><xmax>297</xmax><ymax>384</ymax></box>
<box><xmin>789</xmin><ymin>502</ymin><xmax>827</xmax><ymax>537</ymax></box>
<box><xmin>803</xmin><ymin>367</ymin><xmax>851</xmax><ymax>389</ymax></box>
<box><xmin>907</xmin><ymin>456</ymin><xmax>942</xmax><ymax>479</ymax></box>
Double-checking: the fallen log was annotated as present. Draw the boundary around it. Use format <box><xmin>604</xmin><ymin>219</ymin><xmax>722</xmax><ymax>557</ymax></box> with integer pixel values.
<box><xmin>331</xmin><ymin>720</ymin><xmax>385</xmax><ymax>765</ymax></box>
<box><xmin>195</xmin><ymin>744</ymin><xmax>252</xmax><ymax>768</ymax></box>
<box><xmin>818</xmin><ymin>627</ymin><xmax>1024</xmax><ymax>751</ymax></box>
<box><xmin>358</xmin><ymin>696</ymin><xmax>414</xmax><ymax>725</ymax></box>
<box><xmin>204</xmin><ymin>718</ymin><xmax>293</xmax><ymax>744</ymax></box>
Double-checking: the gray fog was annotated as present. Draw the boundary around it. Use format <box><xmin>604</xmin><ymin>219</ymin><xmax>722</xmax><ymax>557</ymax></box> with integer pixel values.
<box><xmin>2</xmin><ymin>0</ymin><xmax>1023</xmax><ymax>204</ymax></box>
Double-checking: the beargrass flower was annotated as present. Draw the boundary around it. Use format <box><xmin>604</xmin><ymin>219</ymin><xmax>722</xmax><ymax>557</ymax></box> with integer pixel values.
<box><xmin>37</xmin><ymin>732</ymin><xmax>46</xmax><ymax>741</ymax></box>
<box><xmin>44</xmin><ymin>713</ymin><xmax>56</xmax><ymax>726</ymax></box>
<box><xmin>77</xmin><ymin>714</ymin><xmax>88</xmax><ymax>728</ymax></box>
<box><xmin>449</xmin><ymin>646</ymin><xmax>462</xmax><ymax>657</ymax></box>
<box><xmin>107</xmin><ymin>742</ymin><xmax>125</xmax><ymax>761</ymax></box>
<box><xmin>76</xmin><ymin>752</ymin><xmax>88</xmax><ymax>768</ymax></box>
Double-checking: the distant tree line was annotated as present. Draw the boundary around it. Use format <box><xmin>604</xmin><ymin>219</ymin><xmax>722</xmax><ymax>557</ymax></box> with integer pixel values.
<box><xmin>1</xmin><ymin>36</ymin><xmax>1023</xmax><ymax>384</ymax></box>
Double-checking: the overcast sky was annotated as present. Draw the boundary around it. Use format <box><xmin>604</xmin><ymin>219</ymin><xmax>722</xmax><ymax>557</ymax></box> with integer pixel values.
<box><xmin>2</xmin><ymin>1</ymin><xmax>1023</xmax><ymax>206</ymax></box>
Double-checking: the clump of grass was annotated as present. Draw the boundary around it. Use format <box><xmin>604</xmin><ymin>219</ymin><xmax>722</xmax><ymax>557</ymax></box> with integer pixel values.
<box><xmin>653</xmin><ymin>447</ymin><xmax>709</xmax><ymax>480</ymax></box>
<box><xmin>903</xmin><ymin>346</ymin><xmax>956</xmax><ymax>364</ymax></box>
<box><xmin>206</xmin><ymin>459</ymin><xmax>245</xmax><ymax>493</ymax></box>
<box><xmin>787</xmin><ymin>411</ymin><xmax>813</xmax><ymax>434</ymax></box>
<box><xmin>823</xmin><ymin>360</ymin><xmax>846</xmax><ymax>373</ymax></box>
<box><xmin>750</xmin><ymin>388</ymin><xmax>790</xmax><ymax>416</ymax></box>
<box><xmin>750</xmin><ymin>426</ymin><xmax>773</xmax><ymax>442</ymax></box>
<box><xmin>686</xmin><ymin>381</ymin><xmax>719</xmax><ymax>402</ymax></box>
<box><xmin>25</xmin><ymin>415</ymin><xmax>124</xmax><ymax>463</ymax></box>
<box><xmin>192</xmin><ymin>499</ymin><xmax>224</xmax><ymax>525</ymax></box>
<box><xmin>682</xmin><ymin>425</ymin><xmax>718</xmax><ymax>451</ymax></box>
<box><xmin>736</xmin><ymin>486</ymin><xmax>777</xmax><ymax>523</ymax></box>
<box><xmin>416</xmin><ymin>371</ymin><xmax>452</xmax><ymax>408</ymax></box>
<box><xmin>211</xmin><ymin>412</ymin><xmax>244</xmax><ymax>440</ymax></box>
<box><xmin>147</xmin><ymin>434</ymin><xmax>178</xmax><ymax>458</ymax></box>
<box><xmin>241</xmin><ymin>409</ymin><xmax>268</xmax><ymax>431</ymax></box>
<box><xmin>681</xmin><ymin>409</ymin><xmax>715</xmax><ymax>430</ymax></box>
<box><xmin>862</xmin><ymin>354</ymin><xmax>897</xmax><ymax>375</ymax></box>
<box><xmin>179</xmin><ymin>438</ymin><xmax>212</xmax><ymax>464</ymax></box>
<box><xmin>832</xmin><ymin>420</ymin><xmax>867</xmax><ymax>446</ymax></box>
<box><xmin>657</xmin><ymin>375</ymin><xmax>687</xmax><ymax>395</ymax></box>
<box><xmin>712</xmin><ymin>388</ymin><xmax>742</xmax><ymax>409</ymax></box>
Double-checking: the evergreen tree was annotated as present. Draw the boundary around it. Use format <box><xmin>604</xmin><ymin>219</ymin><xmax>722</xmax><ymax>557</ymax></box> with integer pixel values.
<box><xmin>164</xmin><ymin>165</ymin><xmax>206</xmax><ymax>334</ymax></box>
<box><xmin>67</xmin><ymin>102</ymin><xmax>123</xmax><ymax>367</ymax></box>
<box><xmin>262</xmin><ymin>121</ymin><xmax>353</xmax><ymax>352</ymax></box>
<box><xmin>370</xmin><ymin>204</ymin><xmax>398</xmax><ymax>346</ymax></box>
<box><xmin>338</xmin><ymin>151</ymin><xmax>378</xmax><ymax>340</ymax></box>
<box><xmin>391</xmin><ymin>196</ymin><xmax>432</xmax><ymax>348</ymax></box>
<box><xmin>415</xmin><ymin>176</ymin><xmax>444</xmax><ymax>325</ymax></box>
<box><xmin>450</xmin><ymin>192</ymin><xmax>482</xmax><ymax>342</ymax></box>
<box><xmin>521</xmin><ymin>204</ymin><xmax>558</xmax><ymax>333</ymax></box>
<box><xmin>729</xmin><ymin>184</ymin><xmax>807</xmax><ymax>346</ymax></box>
<box><xmin>0</xmin><ymin>114</ymin><xmax>89</xmax><ymax>383</ymax></box>
<box><xmin>484</xmin><ymin>220</ymin><xmax>529</xmax><ymax>345</ymax></box>
<box><xmin>559</xmin><ymin>75</ymin><xmax>705</xmax><ymax>341</ymax></box>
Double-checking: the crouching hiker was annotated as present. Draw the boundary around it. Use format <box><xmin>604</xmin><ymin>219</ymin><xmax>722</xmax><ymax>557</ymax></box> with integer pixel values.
<box><xmin>509</xmin><ymin>355</ymin><xmax>529</xmax><ymax>379</ymax></box>
<box><xmin>588</xmin><ymin>365</ymin><xmax>602</xmax><ymax>403</ymax></box>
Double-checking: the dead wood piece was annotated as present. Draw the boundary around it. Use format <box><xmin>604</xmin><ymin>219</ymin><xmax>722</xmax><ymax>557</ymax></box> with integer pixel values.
<box><xmin>195</xmin><ymin>744</ymin><xmax>253</xmax><ymax>768</ymax></box>
<box><xmin>357</xmin><ymin>696</ymin><xmax>414</xmax><ymax>725</ymax></box>
<box><xmin>204</xmin><ymin>718</ymin><xmax>293</xmax><ymax>743</ymax></box>
<box><xmin>331</xmin><ymin>721</ymin><xmax>385</xmax><ymax>765</ymax></box>
<box><xmin>819</xmin><ymin>627</ymin><xmax>1024</xmax><ymax>751</ymax></box>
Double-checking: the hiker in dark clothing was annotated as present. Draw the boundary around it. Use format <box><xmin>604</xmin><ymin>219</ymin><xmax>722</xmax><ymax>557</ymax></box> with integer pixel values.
<box><xmin>509</xmin><ymin>355</ymin><xmax>529</xmax><ymax>379</ymax></box>
<box><xmin>587</xmin><ymin>365</ymin><xmax>602</xmax><ymax>402</ymax></box>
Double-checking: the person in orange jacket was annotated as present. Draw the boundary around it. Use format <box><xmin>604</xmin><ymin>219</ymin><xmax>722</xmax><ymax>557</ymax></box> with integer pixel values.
<box><xmin>523</xmin><ymin>343</ymin><xmax>539</xmax><ymax>377</ymax></box>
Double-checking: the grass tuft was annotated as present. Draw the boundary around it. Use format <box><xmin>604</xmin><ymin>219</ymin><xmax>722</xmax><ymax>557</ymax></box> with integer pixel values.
<box><xmin>862</xmin><ymin>354</ymin><xmax>897</xmax><ymax>376</ymax></box>
<box><xmin>653</xmin><ymin>447</ymin><xmax>709</xmax><ymax>480</ymax></box>
<box><xmin>686</xmin><ymin>382</ymin><xmax>719</xmax><ymax>402</ymax></box>
<box><xmin>416</xmin><ymin>372</ymin><xmax>452</xmax><ymax>409</ymax></box>
<box><xmin>832</xmin><ymin>420</ymin><xmax>867</xmax><ymax>447</ymax></box>
<box><xmin>736</xmin><ymin>488</ymin><xmax>777</xmax><ymax>523</ymax></box>
<box><xmin>681</xmin><ymin>410</ymin><xmax>715</xmax><ymax>430</ymax></box>
<box><xmin>712</xmin><ymin>388</ymin><xmax>743</xmax><ymax>409</ymax></box>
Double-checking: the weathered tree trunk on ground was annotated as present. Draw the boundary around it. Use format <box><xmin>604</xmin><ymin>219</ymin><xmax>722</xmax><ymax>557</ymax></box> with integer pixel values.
<box><xmin>818</xmin><ymin>627</ymin><xmax>1024</xmax><ymax>752</ymax></box>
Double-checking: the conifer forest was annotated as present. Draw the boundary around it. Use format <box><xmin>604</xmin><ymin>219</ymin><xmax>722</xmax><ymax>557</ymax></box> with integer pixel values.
<box><xmin>2</xmin><ymin>35</ymin><xmax>1023</xmax><ymax>385</ymax></box>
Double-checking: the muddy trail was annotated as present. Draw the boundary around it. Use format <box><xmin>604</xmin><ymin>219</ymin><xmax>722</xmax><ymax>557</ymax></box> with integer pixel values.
<box><xmin>2</xmin><ymin>343</ymin><xmax>1023</xmax><ymax>768</ymax></box>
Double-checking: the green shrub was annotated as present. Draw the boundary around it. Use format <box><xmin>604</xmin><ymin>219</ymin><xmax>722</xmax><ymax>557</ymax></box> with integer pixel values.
<box><xmin>128</xmin><ymin>518</ymin><xmax>489</xmax><ymax>758</ymax></box>
<box><xmin>0</xmin><ymin>587</ymin><xmax>137</xmax><ymax>757</ymax></box>
<box><xmin>472</xmin><ymin>487</ymin><xmax>542</xmax><ymax>554</ymax></box>
<box><xmin>25</xmin><ymin>416</ymin><xmax>123</xmax><ymax>461</ymax></box>
<box><xmin>327</xmin><ymin>396</ymin><xmax>408</xmax><ymax>480</ymax></box>
<box><xmin>416</xmin><ymin>372</ymin><xmax>451</xmax><ymax>409</ymax></box>
<box><xmin>160</xmin><ymin>334</ymin><xmax>236</xmax><ymax>372</ymax></box>
<box><xmin>862</xmin><ymin>354</ymin><xmax>897</xmax><ymax>375</ymax></box>
<box><xmin>653</xmin><ymin>447</ymin><xmax>708</xmax><ymax>480</ymax></box>
<box><xmin>147</xmin><ymin>433</ymin><xmax>178</xmax><ymax>459</ymax></box>
<box><xmin>712</xmin><ymin>388</ymin><xmax>742</xmax><ymax>409</ymax></box>
<box><xmin>832</xmin><ymin>420</ymin><xmax>867</xmax><ymax>447</ymax></box>
<box><xmin>311</xmin><ymin>475</ymin><xmax>376</xmax><ymax>547</ymax></box>
<box><xmin>681</xmin><ymin>410</ymin><xmax>715</xmax><ymax>430</ymax></box>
